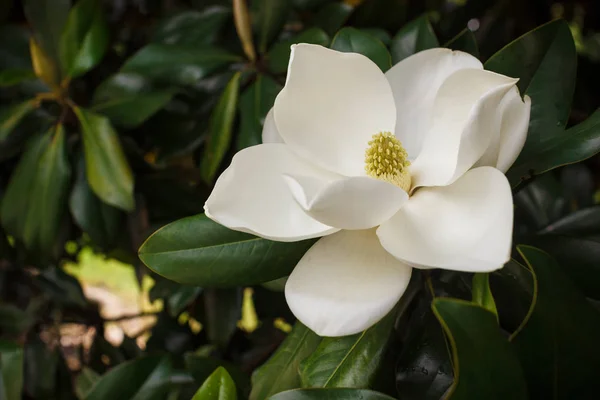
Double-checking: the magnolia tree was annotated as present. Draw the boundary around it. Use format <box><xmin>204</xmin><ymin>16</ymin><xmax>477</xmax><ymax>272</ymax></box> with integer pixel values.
<box><xmin>1</xmin><ymin>0</ymin><xmax>600</xmax><ymax>399</ymax></box>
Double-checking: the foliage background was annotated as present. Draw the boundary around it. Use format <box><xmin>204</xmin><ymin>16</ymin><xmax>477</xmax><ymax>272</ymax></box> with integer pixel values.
<box><xmin>0</xmin><ymin>0</ymin><xmax>600</xmax><ymax>399</ymax></box>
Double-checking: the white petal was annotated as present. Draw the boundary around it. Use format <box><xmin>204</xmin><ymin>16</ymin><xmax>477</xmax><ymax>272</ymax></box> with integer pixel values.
<box><xmin>274</xmin><ymin>44</ymin><xmax>396</xmax><ymax>176</ymax></box>
<box><xmin>377</xmin><ymin>167</ymin><xmax>513</xmax><ymax>272</ymax></box>
<box><xmin>385</xmin><ymin>48</ymin><xmax>483</xmax><ymax>158</ymax></box>
<box><xmin>410</xmin><ymin>69</ymin><xmax>518</xmax><ymax>188</ymax></box>
<box><xmin>204</xmin><ymin>144</ymin><xmax>339</xmax><ymax>241</ymax></box>
<box><xmin>475</xmin><ymin>88</ymin><xmax>531</xmax><ymax>172</ymax></box>
<box><xmin>285</xmin><ymin>229</ymin><xmax>412</xmax><ymax>337</ymax></box>
<box><xmin>284</xmin><ymin>174</ymin><xmax>408</xmax><ymax>230</ymax></box>
<box><xmin>262</xmin><ymin>108</ymin><xmax>284</xmax><ymax>144</ymax></box>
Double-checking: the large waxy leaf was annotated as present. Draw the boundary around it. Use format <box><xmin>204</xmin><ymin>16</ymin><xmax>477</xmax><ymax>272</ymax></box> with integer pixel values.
<box><xmin>485</xmin><ymin>20</ymin><xmax>577</xmax><ymax>186</ymax></box>
<box><xmin>29</xmin><ymin>37</ymin><xmax>59</xmax><ymax>88</ymax></box>
<box><xmin>331</xmin><ymin>27</ymin><xmax>391</xmax><ymax>72</ymax></box>
<box><xmin>390</xmin><ymin>15</ymin><xmax>438</xmax><ymax>64</ymax></box>
<box><xmin>192</xmin><ymin>367</ymin><xmax>237</xmax><ymax>400</ymax></box>
<box><xmin>250</xmin><ymin>322</ymin><xmax>322</xmax><ymax>400</ymax></box>
<box><xmin>267</xmin><ymin>28</ymin><xmax>330</xmax><ymax>74</ymax></box>
<box><xmin>152</xmin><ymin>6</ymin><xmax>231</xmax><ymax>46</ymax></box>
<box><xmin>255</xmin><ymin>0</ymin><xmax>290</xmax><ymax>53</ymax></box>
<box><xmin>299</xmin><ymin>303</ymin><xmax>398</xmax><ymax>388</ymax></box>
<box><xmin>185</xmin><ymin>354</ymin><xmax>250</xmax><ymax>396</ymax></box>
<box><xmin>237</xmin><ymin>74</ymin><xmax>281</xmax><ymax>149</ymax></box>
<box><xmin>92</xmin><ymin>73</ymin><xmax>174</xmax><ymax>128</ymax></box>
<box><xmin>200</xmin><ymin>71</ymin><xmax>241</xmax><ymax>183</ymax></box>
<box><xmin>513</xmin><ymin>246</ymin><xmax>600</xmax><ymax>398</ymax></box>
<box><xmin>313</xmin><ymin>3</ymin><xmax>353</xmax><ymax>37</ymax></box>
<box><xmin>120</xmin><ymin>44</ymin><xmax>240</xmax><ymax>86</ymax></box>
<box><xmin>1</xmin><ymin>126</ymin><xmax>71</xmax><ymax>258</ymax></box>
<box><xmin>59</xmin><ymin>0</ymin><xmax>109</xmax><ymax>78</ymax></box>
<box><xmin>138</xmin><ymin>214</ymin><xmax>316</xmax><ymax>287</ymax></box>
<box><xmin>268</xmin><ymin>388</ymin><xmax>396</xmax><ymax>400</ymax></box>
<box><xmin>432</xmin><ymin>298</ymin><xmax>528</xmax><ymax>399</ymax></box>
<box><xmin>0</xmin><ymin>100</ymin><xmax>35</xmax><ymax>142</ymax></box>
<box><xmin>0</xmin><ymin>341</ymin><xmax>24</xmax><ymax>400</ymax></box>
<box><xmin>73</xmin><ymin>107</ymin><xmax>134</xmax><ymax>211</ymax></box>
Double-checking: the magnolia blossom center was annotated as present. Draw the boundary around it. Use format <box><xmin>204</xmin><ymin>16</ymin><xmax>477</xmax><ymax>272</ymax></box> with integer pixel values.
<box><xmin>364</xmin><ymin>131</ymin><xmax>411</xmax><ymax>192</ymax></box>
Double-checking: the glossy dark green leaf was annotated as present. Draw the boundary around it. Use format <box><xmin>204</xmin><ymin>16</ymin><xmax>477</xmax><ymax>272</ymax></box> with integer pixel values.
<box><xmin>268</xmin><ymin>388</ymin><xmax>396</xmax><ymax>400</ymax></box>
<box><xmin>0</xmin><ymin>341</ymin><xmax>23</xmax><ymax>400</ymax></box>
<box><xmin>331</xmin><ymin>27</ymin><xmax>391</xmax><ymax>71</ymax></box>
<box><xmin>267</xmin><ymin>28</ymin><xmax>330</xmax><ymax>74</ymax></box>
<box><xmin>444</xmin><ymin>28</ymin><xmax>479</xmax><ymax>57</ymax></box>
<box><xmin>256</xmin><ymin>0</ymin><xmax>290</xmax><ymax>53</ymax></box>
<box><xmin>23</xmin><ymin>0</ymin><xmax>70</xmax><ymax>70</ymax></box>
<box><xmin>139</xmin><ymin>214</ymin><xmax>316</xmax><ymax>287</ymax></box>
<box><xmin>192</xmin><ymin>367</ymin><xmax>237</xmax><ymax>400</ymax></box>
<box><xmin>360</xmin><ymin>28</ymin><xmax>391</xmax><ymax>46</ymax></box>
<box><xmin>250</xmin><ymin>322</ymin><xmax>322</xmax><ymax>400</ymax></box>
<box><xmin>168</xmin><ymin>286</ymin><xmax>202</xmax><ymax>317</ymax></box>
<box><xmin>185</xmin><ymin>354</ymin><xmax>250</xmax><ymax>396</ymax></box>
<box><xmin>37</xmin><ymin>267</ymin><xmax>87</xmax><ymax>308</ymax></box>
<box><xmin>237</xmin><ymin>74</ymin><xmax>281</xmax><ymax>149</ymax></box>
<box><xmin>513</xmin><ymin>173</ymin><xmax>565</xmax><ymax>232</ymax></box>
<box><xmin>92</xmin><ymin>73</ymin><xmax>174</xmax><ymax>128</ymax></box>
<box><xmin>205</xmin><ymin>288</ymin><xmax>242</xmax><ymax>348</ymax></box>
<box><xmin>74</xmin><ymin>106</ymin><xmax>134</xmax><ymax>211</ymax></box>
<box><xmin>0</xmin><ymin>100</ymin><xmax>35</xmax><ymax>142</ymax></box>
<box><xmin>485</xmin><ymin>20</ymin><xmax>577</xmax><ymax>186</ymax></box>
<box><xmin>471</xmin><ymin>273</ymin><xmax>497</xmax><ymax>318</ymax></box>
<box><xmin>513</xmin><ymin>246</ymin><xmax>600</xmax><ymax>398</ymax></box>
<box><xmin>200</xmin><ymin>71</ymin><xmax>241</xmax><ymax>183</ymax></box>
<box><xmin>75</xmin><ymin>367</ymin><xmax>100</xmax><ymax>399</ymax></box>
<box><xmin>432</xmin><ymin>298</ymin><xmax>528</xmax><ymax>399</ymax></box>
<box><xmin>69</xmin><ymin>153</ymin><xmax>122</xmax><ymax>248</ymax></box>
<box><xmin>0</xmin><ymin>69</ymin><xmax>36</xmax><ymax>86</ymax></box>
<box><xmin>152</xmin><ymin>7</ymin><xmax>231</xmax><ymax>46</ymax></box>
<box><xmin>59</xmin><ymin>0</ymin><xmax>109</xmax><ymax>78</ymax></box>
<box><xmin>299</xmin><ymin>305</ymin><xmax>397</xmax><ymax>388</ymax></box>
<box><xmin>86</xmin><ymin>356</ymin><xmax>173</xmax><ymax>400</ymax></box>
<box><xmin>1</xmin><ymin>125</ymin><xmax>71</xmax><ymax>258</ymax></box>
<box><xmin>312</xmin><ymin>3</ymin><xmax>353</xmax><ymax>36</ymax></box>
<box><xmin>120</xmin><ymin>44</ymin><xmax>240</xmax><ymax>86</ymax></box>
<box><xmin>390</xmin><ymin>15</ymin><xmax>439</xmax><ymax>64</ymax></box>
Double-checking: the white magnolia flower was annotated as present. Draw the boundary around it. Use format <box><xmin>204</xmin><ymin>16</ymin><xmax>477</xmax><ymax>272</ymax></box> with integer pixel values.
<box><xmin>205</xmin><ymin>45</ymin><xmax>531</xmax><ymax>337</ymax></box>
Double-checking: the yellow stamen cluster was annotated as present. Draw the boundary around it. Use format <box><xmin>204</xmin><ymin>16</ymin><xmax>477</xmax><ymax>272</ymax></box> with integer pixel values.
<box><xmin>365</xmin><ymin>131</ymin><xmax>411</xmax><ymax>192</ymax></box>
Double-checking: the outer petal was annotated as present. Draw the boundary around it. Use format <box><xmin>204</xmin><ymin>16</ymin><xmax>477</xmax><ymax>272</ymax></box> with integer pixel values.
<box><xmin>410</xmin><ymin>69</ymin><xmax>518</xmax><ymax>188</ymax></box>
<box><xmin>284</xmin><ymin>174</ymin><xmax>408</xmax><ymax>230</ymax></box>
<box><xmin>274</xmin><ymin>44</ymin><xmax>396</xmax><ymax>176</ymax></box>
<box><xmin>285</xmin><ymin>229</ymin><xmax>412</xmax><ymax>337</ymax></box>
<box><xmin>377</xmin><ymin>167</ymin><xmax>513</xmax><ymax>272</ymax></box>
<box><xmin>475</xmin><ymin>88</ymin><xmax>531</xmax><ymax>172</ymax></box>
<box><xmin>262</xmin><ymin>108</ymin><xmax>284</xmax><ymax>144</ymax></box>
<box><xmin>204</xmin><ymin>144</ymin><xmax>338</xmax><ymax>241</ymax></box>
<box><xmin>386</xmin><ymin>48</ymin><xmax>483</xmax><ymax>158</ymax></box>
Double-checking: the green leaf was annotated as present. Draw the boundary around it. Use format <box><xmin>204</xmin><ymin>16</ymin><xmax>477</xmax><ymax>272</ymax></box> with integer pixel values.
<box><xmin>255</xmin><ymin>0</ymin><xmax>290</xmax><ymax>53</ymax></box>
<box><xmin>331</xmin><ymin>27</ymin><xmax>391</xmax><ymax>72</ymax></box>
<box><xmin>0</xmin><ymin>69</ymin><xmax>36</xmax><ymax>86</ymax></box>
<box><xmin>75</xmin><ymin>367</ymin><xmax>100</xmax><ymax>399</ymax></box>
<box><xmin>73</xmin><ymin>107</ymin><xmax>135</xmax><ymax>211</ymax></box>
<box><xmin>92</xmin><ymin>73</ymin><xmax>174</xmax><ymax>128</ymax></box>
<box><xmin>139</xmin><ymin>214</ymin><xmax>316</xmax><ymax>287</ymax></box>
<box><xmin>152</xmin><ymin>7</ymin><xmax>231</xmax><ymax>46</ymax></box>
<box><xmin>360</xmin><ymin>28</ymin><xmax>391</xmax><ymax>47</ymax></box>
<box><xmin>86</xmin><ymin>356</ymin><xmax>174</xmax><ymax>400</ymax></box>
<box><xmin>23</xmin><ymin>0</ymin><xmax>70</xmax><ymax>71</ymax></box>
<box><xmin>24</xmin><ymin>337</ymin><xmax>58</xmax><ymax>398</ymax></box>
<box><xmin>37</xmin><ymin>267</ymin><xmax>87</xmax><ymax>308</ymax></box>
<box><xmin>185</xmin><ymin>354</ymin><xmax>250</xmax><ymax>396</ymax></box>
<box><xmin>204</xmin><ymin>288</ymin><xmax>242</xmax><ymax>349</ymax></box>
<box><xmin>69</xmin><ymin>152</ymin><xmax>122</xmax><ymax>248</ymax></box>
<box><xmin>120</xmin><ymin>44</ymin><xmax>240</xmax><ymax>86</ymax></box>
<box><xmin>267</xmin><ymin>28</ymin><xmax>330</xmax><ymax>74</ymax></box>
<box><xmin>29</xmin><ymin>38</ymin><xmax>59</xmax><ymax>88</ymax></box>
<box><xmin>432</xmin><ymin>298</ymin><xmax>528</xmax><ymax>399</ymax></box>
<box><xmin>237</xmin><ymin>74</ymin><xmax>281</xmax><ymax>149</ymax></box>
<box><xmin>485</xmin><ymin>20</ymin><xmax>577</xmax><ymax>186</ymax></box>
<box><xmin>299</xmin><ymin>305</ymin><xmax>397</xmax><ymax>388</ymax></box>
<box><xmin>192</xmin><ymin>367</ymin><xmax>237</xmax><ymax>400</ymax></box>
<box><xmin>471</xmin><ymin>273</ymin><xmax>498</xmax><ymax>318</ymax></box>
<box><xmin>200</xmin><ymin>71</ymin><xmax>241</xmax><ymax>183</ymax></box>
<box><xmin>390</xmin><ymin>15</ymin><xmax>439</xmax><ymax>64</ymax></box>
<box><xmin>0</xmin><ymin>341</ymin><xmax>23</xmax><ymax>400</ymax></box>
<box><xmin>59</xmin><ymin>0</ymin><xmax>109</xmax><ymax>78</ymax></box>
<box><xmin>0</xmin><ymin>125</ymin><xmax>71</xmax><ymax>258</ymax></box>
<box><xmin>312</xmin><ymin>3</ymin><xmax>353</xmax><ymax>37</ymax></box>
<box><xmin>444</xmin><ymin>28</ymin><xmax>479</xmax><ymax>57</ymax></box>
<box><xmin>513</xmin><ymin>246</ymin><xmax>600</xmax><ymax>398</ymax></box>
<box><xmin>268</xmin><ymin>388</ymin><xmax>397</xmax><ymax>400</ymax></box>
<box><xmin>0</xmin><ymin>100</ymin><xmax>36</xmax><ymax>142</ymax></box>
<box><xmin>250</xmin><ymin>322</ymin><xmax>322</xmax><ymax>400</ymax></box>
